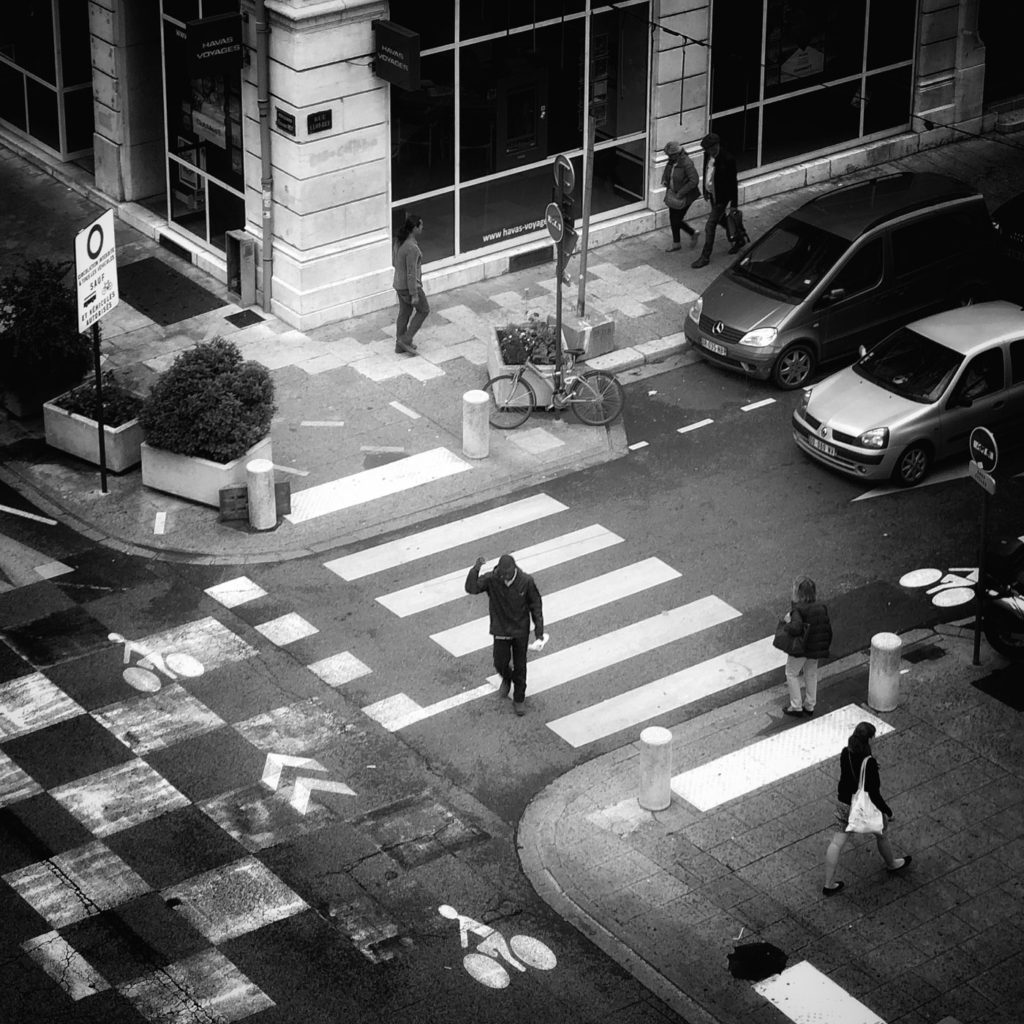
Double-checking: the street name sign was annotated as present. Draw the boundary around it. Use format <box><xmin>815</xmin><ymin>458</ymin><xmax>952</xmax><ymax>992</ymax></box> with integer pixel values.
<box><xmin>75</xmin><ymin>209</ymin><xmax>119</xmax><ymax>332</ymax></box>
<box><xmin>545</xmin><ymin>202</ymin><xmax>564</xmax><ymax>242</ymax></box>
<box><xmin>968</xmin><ymin>426</ymin><xmax>998</xmax><ymax>473</ymax></box>
<box><xmin>968</xmin><ymin>460</ymin><xmax>996</xmax><ymax>495</ymax></box>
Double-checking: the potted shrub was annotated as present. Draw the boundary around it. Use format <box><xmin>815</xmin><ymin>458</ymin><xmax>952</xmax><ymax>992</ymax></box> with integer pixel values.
<box><xmin>486</xmin><ymin>312</ymin><xmax>564</xmax><ymax>407</ymax></box>
<box><xmin>0</xmin><ymin>258</ymin><xmax>92</xmax><ymax>417</ymax></box>
<box><xmin>44</xmin><ymin>371</ymin><xmax>144</xmax><ymax>472</ymax></box>
<box><xmin>139</xmin><ymin>337</ymin><xmax>276</xmax><ymax>507</ymax></box>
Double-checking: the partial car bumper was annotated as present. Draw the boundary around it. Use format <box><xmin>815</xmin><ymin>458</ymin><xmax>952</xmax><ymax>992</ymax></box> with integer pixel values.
<box><xmin>791</xmin><ymin>411</ymin><xmax>892</xmax><ymax>480</ymax></box>
<box><xmin>683</xmin><ymin>317</ymin><xmax>775</xmax><ymax>380</ymax></box>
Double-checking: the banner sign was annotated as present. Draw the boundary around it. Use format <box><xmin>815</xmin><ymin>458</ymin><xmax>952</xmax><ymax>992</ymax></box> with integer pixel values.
<box><xmin>187</xmin><ymin>13</ymin><xmax>243</xmax><ymax>77</ymax></box>
<box><xmin>373</xmin><ymin>20</ymin><xmax>420</xmax><ymax>91</ymax></box>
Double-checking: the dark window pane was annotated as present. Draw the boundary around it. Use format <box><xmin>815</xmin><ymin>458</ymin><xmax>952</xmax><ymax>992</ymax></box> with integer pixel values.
<box><xmin>460</xmin><ymin>1</ymin><xmax>585</xmax><ymax>43</ymax></box>
<box><xmin>0</xmin><ymin>0</ymin><xmax>55</xmax><ymax>83</ymax></box>
<box><xmin>1011</xmin><ymin>339</ymin><xmax>1024</xmax><ymax>385</ymax></box>
<box><xmin>208</xmin><ymin>180</ymin><xmax>244</xmax><ymax>252</ymax></box>
<box><xmin>391</xmin><ymin>52</ymin><xmax>454</xmax><ymax>200</ymax></box>
<box><xmin>59</xmin><ymin>0</ymin><xmax>92</xmax><ymax>84</ymax></box>
<box><xmin>710</xmin><ymin>0</ymin><xmax>761</xmax><ymax>112</ymax></box>
<box><xmin>64</xmin><ymin>85</ymin><xmax>94</xmax><ymax>151</ymax></box>
<box><xmin>163</xmin><ymin>0</ymin><xmax>200</xmax><ymax>22</ymax></box>
<box><xmin>863</xmin><ymin>66</ymin><xmax>912</xmax><ymax>135</ymax></box>
<box><xmin>201</xmin><ymin>0</ymin><xmax>240</xmax><ymax>16</ymax></box>
<box><xmin>460</xmin><ymin>21</ymin><xmax>584</xmax><ymax>182</ymax></box>
<box><xmin>764</xmin><ymin>0</ymin><xmax>866</xmax><ymax>99</ymax></box>
<box><xmin>709</xmin><ymin>108</ymin><xmax>759</xmax><ymax>174</ymax></box>
<box><xmin>590</xmin><ymin>140</ymin><xmax>645</xmax><ymax>214</ymax></box>
<box><xmin>26</xmin><ymin>77</ymin><xmax>59</xmax><ymax>150</ymax></box>
<box><xmin>170</xmin><ymin>157</ymin><xmax>206</xmax><ymax>240</ymax></box>
<box><xmin>761</xmin><ymin>84</ymin><xmax>860</xmax><ymax>166</ymax></box>
<box><xmin>0</xmin><ymin>63</ymin><xmax>27</xmax><ymax>130</ymax></box>
<box><xmin>892</xmin><ymin>209</ymin><xmax>985</xmax><ymax>277</ymax></box>
<box><xmin>829</xmin><ymin>238</ymin><xmax>883</xmax><ymax>296</ymax></box>
<box><xmin>867</xmin><ymin>0</ymin><xmax>914</xmax><ymax>69</ymax></box>
<box><xmin>386</xmin><ymin>0</ymin><xmax>454</xmax><ymax>50</ymax></box>
<box><xmin>392</xmin><ymin>194</ymin><xmax>455</xmax><ymax>263</ymax></box>
<box><xmin>590</xmin><ymin>8</ymin><xmax>649</xmax><ymax>141</ymax></box>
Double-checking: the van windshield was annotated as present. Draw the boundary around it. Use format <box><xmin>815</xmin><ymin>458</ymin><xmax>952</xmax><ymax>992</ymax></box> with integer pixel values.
<box><xmin>732</xmin><ymin>218</ymin><xmax>848</xmax><ymax>299</ymax></box>
<box><xmin>854</xmin><ymin>327</ymin><xmax>963</xmax><ymax>403</ymax></box>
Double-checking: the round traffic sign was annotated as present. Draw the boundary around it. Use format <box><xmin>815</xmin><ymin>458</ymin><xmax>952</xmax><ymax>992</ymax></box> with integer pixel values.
<box><xmin>969</xmin><ymin>426</ymin><xmax>998</xmax><ymax>473</ymax></box>
<box><xmin>545</xmin><ymin>202</ymin><xmax>564</xmax><ymax>243</ymax></box>
<box><xmin>552</xmin><ymin>154</ymin><xmax>575</xmax><ymax>194</ymax></box>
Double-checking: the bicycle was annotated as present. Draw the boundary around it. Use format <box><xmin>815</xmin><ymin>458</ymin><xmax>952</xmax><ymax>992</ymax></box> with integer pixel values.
<box><xmin>483</xmin><ymin>340</ymin><xmax>625</xmax><ymax>429</ymax></box>
<box><xmin>108</xmin><ymin>631</ymin><xmax>206</xmax><ymax>693</ymax></box>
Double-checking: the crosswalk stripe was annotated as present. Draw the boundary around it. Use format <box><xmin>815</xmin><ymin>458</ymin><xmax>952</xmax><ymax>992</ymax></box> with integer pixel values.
<box><xmin>324</xmin><ymin>493</ymin><xmax>568</xmax><ymax>580</ymax></box>
<box><xmin>670</xmin><ymin>704</ymin><xmax>894</xmax><ymax>811</ymax></box>
<box><xmin>377</xmin><ymin>525</ymin><xmax>624</xmax><ymax>617</ymax></box>
<box><xmin>431</xmin><ymin>557</ymin><xmax>682</xmax><ymax>657</ymax></box>
<box><xmin>363</xmin><ymin>596</ymin><xmax>741</xmax><ymax>731</ymax></box>
<box><xmin>286</xmin><ymin>447</ymin><xmax>471</xmax><ymax>525</ymax></box>
<box><xmin>754</xmin><ymin>961</ymin><xmax>887</xmax><ymax>1023</ymax></box>
<box><xmin>547</xmin><ymin>636</ymin><xmax>787</xmax><ymax>747</ymax></box>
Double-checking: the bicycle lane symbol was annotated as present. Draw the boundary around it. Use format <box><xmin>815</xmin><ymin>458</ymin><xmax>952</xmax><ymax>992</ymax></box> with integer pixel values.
<box><xmin>108</xmin><ymin>632</ymin><xmax>206</xmax><ymax>692</ymax></box>
<box><xmin>899</xmin><ymin>567</ymin><xmax>978</xmax><ymax>608</ymax></box>
<box><xmin>438</xmin><ymin>904</ymin><xmax>556</xmax><ymax>989</ymax></box>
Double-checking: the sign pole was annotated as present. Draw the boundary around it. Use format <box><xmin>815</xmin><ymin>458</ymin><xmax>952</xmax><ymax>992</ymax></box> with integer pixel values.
<box><xmin>967</xmin><ymin>427</ymin><xmax>999</xmax><ymax>666</ymax></box>
<box><xmin>974</xmin><ymin>489</ymin><xmax>987</xmax><ymax>666</ymax></box>
<box><xmin>554</xmin><ymin>164</ymin><xmax>565</xmax><ymax>385</ymax></box>
<box><xmin>90</xmin><ymin>323</ymin><xmax>108</xmax><ymax>494</ymax></box>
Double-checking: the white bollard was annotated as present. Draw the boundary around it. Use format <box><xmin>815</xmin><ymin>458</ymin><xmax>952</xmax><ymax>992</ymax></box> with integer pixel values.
<box><xmin>246</xmin><ymin>458</ymin><xmax>277</xmax><ymax>530</ymax></box>
<box><xmin>638</xmin><ymin>726</ymin><xmax>673</xmax><ymax>811</ymax></box>
<box><xmin>867</xmin><ymin>632</ymin><xmax>902</xmax><ymax>712</ymax></box>
<box><xmin>462</xmin><ymin>389</ymin><xmax>490</xmax><ymax>460</ymax></box>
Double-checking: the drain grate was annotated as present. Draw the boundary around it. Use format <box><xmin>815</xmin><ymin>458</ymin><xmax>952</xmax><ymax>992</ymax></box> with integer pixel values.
<box><xmin>903</xmin><ymin>644</ymin><xmax>946</xmax><ymax>663</ymax></box>
<box><xmin>225</xmin><ymin>309</ymin><xmax>264</xmax><ymax>328</ymax></box>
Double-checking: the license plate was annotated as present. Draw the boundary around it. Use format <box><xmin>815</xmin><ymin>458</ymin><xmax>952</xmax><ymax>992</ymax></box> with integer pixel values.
<box><xmin>701</xmin><ymin>338</ymin><xmax>727</xmax><ymax>356</ymax></box>
<box><xmin>810</xmin><ymin>437</ymin><xmax>837</xmax><ymax>457</ymax></box>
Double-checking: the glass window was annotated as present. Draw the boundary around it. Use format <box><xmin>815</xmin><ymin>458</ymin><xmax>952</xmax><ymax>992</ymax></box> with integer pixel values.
<box><xmin>63</xmin><ymin>85</ymin><xmax>93</xmax><ymax>151</ymax></box>
<box><xmin>710</xmin><ymin>0</ymin><xmax>761</xmax><ymax>114</ymax></box>
<box><xmin>761</xmin><ymin>83</ymin><xmax>861</xmax><ymax>166</ymax></box>
<box><xmin>26</xmin><ymin>77</ymin><xmax>59</xmax><ymax>150</ymax></box>
<box><xmin>709</xmin><ymin>108</ymin><xmax>759</xmax><ymax>174</ymax></box>
<box><xmin>0</xmin><ymin>63</ymin><xmax>26</xmax><ymax>131</ymax></box>
<box><xmin>855</xmin><ymin>328</ymin><xmax>962</xmax><ymax>403</ymax></box>
<box><xmin>386</xmin><ymin>0</ymin><xmax>454</xmax><ymax>50</ymax></box>
<box><xmin>892</xmin><ymin>211</ymin><xmax>983</xmax><ymax>278</ymax></box>
<box><xmin>825</xmin><ymin>238</ymin><xmax>883</xmax><ymax>299</ymax></box>
<box><xmin>163</xmin><ymin>0</ymin><xmax>200</xmax><ymax>22</ymax></box>
<box><xmin>392</xmin><ymin>194</ymin><xmax>455</xmax><ymax>264</ymax></box>
<box><xmin>59</xmin><ymin>0</ymin><xmax>91</xmax><ymax>84</ymax></box>
<box><xmin>732</xmin><ymin>218</ymin><xmax>848</xmax><ymax>300</ymax></box>
<box><xmin>0</xmin><ymin>0</ymin><xmax>55</xmax><ymax>83</ymax></box>
<box><xmin>391</xmin><ymin>52</ymin><xmax>454</xmax><ymax>201</ymax></box>
<box><xmin>590</xmin><ymin>8</ymin><xmax>649</xmax><ymax>142</ymax></box>
<box><xmin>201</xmin><ymin>0</ymin><xmax>240</xmax><ymax>15</ymax></box>
<box><xmin>590</xmin><ymin>140</ymin><xmax>645</xmax><ymax>214</ymax></box>
<box><xmin>955</xmin><ymin>349</ymin><xmax>1005</xmax><ymax>401</ymax></box>
<box><xmin>460</xmin><ymin>0</ymin><xmax>585</xmax><ymax>43</ymax></box>
<box><xmin>863</xmin><ymin>66</ymin><xmax>912</xmax><ymax>135</ymax></box>
<box><xmin>170</xmin><ymin>156</ymin><xmax>207</xmax><ymax>237</ymax></box>
<box><xmin>1011</xmin><ymin>339</ymin><xmax>1024</xmax><ymax>386</ymax></box>
<box><xmin>208</xmin><ymin>180</ymin><xmax>244</xmax><ymax>253</ymax></box>
<box><xmin>867</xmin><ymin>0</ymin><xmax>915</xmax><ymax>70</ymax></box>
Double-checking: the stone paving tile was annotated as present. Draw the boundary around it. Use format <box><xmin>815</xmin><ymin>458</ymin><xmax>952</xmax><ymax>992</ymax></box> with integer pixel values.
<box><xmin>869</xmin><ymin>974</ymin><xmax>944</xmax><ymax>1020</ymax></box>
<box><xmin>921</xmin><ymin>982</ymin><xmax>1002</xmax><ymax>1024</ymax></box>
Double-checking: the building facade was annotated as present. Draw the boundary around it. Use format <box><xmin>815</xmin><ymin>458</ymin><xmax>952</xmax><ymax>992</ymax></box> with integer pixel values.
<box><xmin>0</xmin><ymin>0</ymin><xmax>1014</xmax><ymax>329</ymax></box>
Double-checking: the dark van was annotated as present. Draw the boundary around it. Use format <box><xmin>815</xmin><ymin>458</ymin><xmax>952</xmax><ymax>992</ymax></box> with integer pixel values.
<box><xmin>683</xmin><ymin>172</ymin><xmax>997</xmax><ymax>389</ymax></box>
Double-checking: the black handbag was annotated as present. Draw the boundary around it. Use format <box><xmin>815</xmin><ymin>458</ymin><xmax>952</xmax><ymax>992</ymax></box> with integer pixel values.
<box><xmin>726</xmin><ymin>207</ymin><xmax>749</xmax><ymax>244</ymax></box>
<box><xmin>772</xmin><ymin>613</ymin><xmax>808</xmax><ymax>656</ymax></box>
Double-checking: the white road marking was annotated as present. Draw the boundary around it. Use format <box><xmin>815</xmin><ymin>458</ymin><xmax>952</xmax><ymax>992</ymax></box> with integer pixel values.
<box><xmin>741</xmin><ymin>398</ymin><xmax>775</xmax><ymax>412</ymax></box>
<box><xmin>22</xmin><ymin>932</ymin><xmax>110</xmax><ymax>1000</ymax></box>
<box><xmin>754</xmin><ymin>960</ymin><xmax>886</xmax><ymax>1023</ymax></box>
<box><xmin>548</xmin><ymin>636</ymin><xmax>787</xmax><ymax>747</ymax></box>
<box><xmin>255</xmin><ymin>613</ymin><xmax>318</xmax><ymax>646</ymax></box>
<box><xmin>272</xmin><ymin>462</ymin><xmax>310</xmax><ymax>476</ymax></box>
<box><xmin>853</xmin><ymin>462</ymin><xmax>965</xmax><ymax>501</ymax></box>
<box><xmin>364</xmin><ymin>597</ymin><xmax>741</xmax><ymax>731</ymax></box>
<box><xmin>153</xmin><ymin>512</ymin><xmax>166</xmax><ymax>534</ymax></box>
<box><xmin>286</xmin><ymin>447</ymin><xmax>471</xmax><ymax>524</ymax></box>
<box><xmin>306</xmin><ymin>651</ymin><xmax>371</xmax><ymax>687</ymax></box>
<box><xmin>204</xmin><ymin>576</ymin><xmax>267</xmax><ymax>608</ymax></box>
<box><xmin>677</xmin><ymin>418</ymin><xmax>713</xmax><ymax>434</ymax></box>
<box><xmin>33</xmin><ymin>561</ymin><xmax>73</xmax><ymax>580</ymax></box>
<box><xmin>670</xmin><ymin>704</ymin><xmax>894</xmax><ymax>811</ymax></box>
<box><xmin>377</xmin><ymin>525</ymin><xmax>623</xmax><ymax>617</ymax></box>
<box><xmin>628</xmin><ymin>441</ymin><xmax>649</xmax><ymax>450</ymax></box>
<box><xmin>324</xmin><ymin>493</ymin><xmax>567</xmax><ymax>580</ymax></box>
<box><xmin>291</xmin><ymin>777</ymin><xmax>356</xmax><ymax>814</ymax></box>
<box><xmin>300</xmin><ymin>420</ymin><xmax>346</xmax><ymax>426</ymax></box>
<box><xmin>0</xmin><ymin>504</ymin><xmax>56</xmax><ymax>525</ymax></box>
<box><xmin>431</xmin><ymin>557</ymin><xmax>681</xmax><ymax>656</ymax></box>
<box><xmin>261</xmin><ymin>753</ymin><xmax>326</xmax><ymax>791</ymax></box>
<box><xmin>390</xmin><ymin>400</ymin><xmax>421</xmax><ymax>419</ymax></box>
<box><xmin>361</xmin><ymin>445</ymin><xmax>406</xmax><ymax>453</ymax></box>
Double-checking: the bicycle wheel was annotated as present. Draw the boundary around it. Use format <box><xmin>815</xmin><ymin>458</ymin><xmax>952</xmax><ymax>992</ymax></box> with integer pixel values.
<box><xmin>570</xmin><ymin>370</ymin><xmax>625</xmax><ymax>426</ymax></box>
<box><xmin>484</xmin><ymin>374</ymin><xmax>536</xmax><ymax>429</ymax></box>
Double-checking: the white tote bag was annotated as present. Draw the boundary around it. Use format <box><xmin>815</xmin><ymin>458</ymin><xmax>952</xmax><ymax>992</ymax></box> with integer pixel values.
<box><xmin>846</xmin><ymin>754</ymin><xmax>885</xmax><ymax>834</ymax></box>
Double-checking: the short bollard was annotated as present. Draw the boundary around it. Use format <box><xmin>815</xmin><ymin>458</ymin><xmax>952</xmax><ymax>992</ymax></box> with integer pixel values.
<box><xmin>867</xmin><ymin>631</ymin><xmax>902</xmax><ymax>712</ymax></box>
<box><xmin>246</xmin><ymin>458</ymin><xmax>277</xmax><ymax>530</ymax></box>
<box><xmin>462</xmin><ymin>389</ymin><xmax>490</xmax><ymax>459</ymax></box>
<box><xmin>638</xmin><ymin>726</ymin><xmax>672</xmax><ymax>811</ymax></box>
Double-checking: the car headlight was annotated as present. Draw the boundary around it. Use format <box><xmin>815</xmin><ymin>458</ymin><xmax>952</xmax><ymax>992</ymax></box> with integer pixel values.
<box><xmin>739</xmin><ymin>327</ymin><xmax>778</xmax><ymax>348</ymax></box>
<box><xmin>859</xmin><ymin>427</ymin><xmax>889</xmax><ymax>449</ymax></box>
<box><xmin>688</xmin><ymin>296</ymin><xmax>702</xmax><ymax>324</ymax></box>
<box><xmin>798</xmin><ymin>390</ymin><xmax>811</xmax><ymax>415</ymax></box>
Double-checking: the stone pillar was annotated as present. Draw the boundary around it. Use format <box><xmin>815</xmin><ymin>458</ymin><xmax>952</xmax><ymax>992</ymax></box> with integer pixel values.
<box><xmin>867</xmin><ymin>633</ymin><xmax>902</xmax><ymax>712</ymax></box>
<box><xmin>639</xmin><ymin>726</ymin><xmax>672</xmax><ymax>811</ymax></box>
<box><xmin>462</xmin><ymin>390</ymin><xmax>489</xmax><ymax>459</ymax></box>
<box><xmin>246</xmin><ymin>458</ymin><xmax>277</xmax><ymax>530</ymax></box>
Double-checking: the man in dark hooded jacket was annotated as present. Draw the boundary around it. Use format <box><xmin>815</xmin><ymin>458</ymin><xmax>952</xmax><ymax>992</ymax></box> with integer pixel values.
<box><xmin>465</xmin><ymin>554</ymin><xmax>544</xmax><ymax>716</ymax></box>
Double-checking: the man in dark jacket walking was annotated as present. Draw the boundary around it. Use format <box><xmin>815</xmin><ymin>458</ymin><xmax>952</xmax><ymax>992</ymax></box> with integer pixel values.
<box><xmin>692</xmin><ymin>132</ymin><xmax>745</xmax><ymax>269</ymax></box>
<box><xmin>465</xmin><ymin>554</ymin><xmax>544</xmax><ymax>716</ymax></box>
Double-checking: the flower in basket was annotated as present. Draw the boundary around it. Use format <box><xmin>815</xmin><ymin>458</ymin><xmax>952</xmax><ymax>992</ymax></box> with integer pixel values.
<box><xmin>50</xmin><ymin>371</ymin><xmax>142</xmax><ymax>427</ymax></box>
<box><xmin>497</xmin><ymin>311</ymin><xmax>559</xmax><ymax>365</ymax></box>
<box><xmin>139</xmin><ymin>337</ymin><xmax>276</xmax><ymax>463</ymax></box>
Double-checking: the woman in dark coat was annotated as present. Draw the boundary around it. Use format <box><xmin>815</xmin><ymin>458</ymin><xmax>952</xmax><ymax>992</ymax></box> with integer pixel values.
<box><xmin>823</xmin><ymin>721</ymin><xmax>911</xmax><ymax>895</ymax></box>
<box><xmin>782</xmin><ymin>575</ymin><xmax>832</xmax><ymax>716</ymax></box>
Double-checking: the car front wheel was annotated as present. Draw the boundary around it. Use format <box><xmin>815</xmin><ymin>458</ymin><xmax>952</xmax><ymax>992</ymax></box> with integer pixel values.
<box><xmin>892</xmin><ymin>443</ymin><xmax>931</xmax><ymax>487</ymax></box>
<box><xmin>771</xmin><ymin>344</ymin><xmax>816</xmax><ymax>389</ymax></box>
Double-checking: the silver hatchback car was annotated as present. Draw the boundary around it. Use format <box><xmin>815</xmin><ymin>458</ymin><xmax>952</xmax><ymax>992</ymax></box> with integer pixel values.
<box><xmin>792</xmin><ymin>302</ymin><xmax>1024</xmax><ymax>486</ymax></box>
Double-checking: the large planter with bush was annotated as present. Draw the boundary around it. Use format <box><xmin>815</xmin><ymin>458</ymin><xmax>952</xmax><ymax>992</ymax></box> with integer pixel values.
<box><xmin>139</xmin><ymin>337</ymin><xmax>276</xmax><ymax>507</ymax></box>
<box><xmin>44</xmin><ymin>372</ymin><xmax>144</xmax><ymax>472</ymax></box>
<box><xmin>0</xmin><ymin>259</ymin><xmax>92</xmax><ymax>416</ymax></box>
<box><xmin>486</xmin><ymin>313</ymin><xmax>565</xmax><ymax>408</ymax></box>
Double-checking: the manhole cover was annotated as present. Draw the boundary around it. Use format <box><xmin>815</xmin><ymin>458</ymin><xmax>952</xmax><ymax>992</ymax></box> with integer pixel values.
<box><xmin>727</xmin><ymin>942</ymin><xmax>787</xmax><ymax>981</ymax></box>
<box><xmin>903</xmin><ymin>644</ymin><xmax>946</xmax><ymax>663</ymax></box>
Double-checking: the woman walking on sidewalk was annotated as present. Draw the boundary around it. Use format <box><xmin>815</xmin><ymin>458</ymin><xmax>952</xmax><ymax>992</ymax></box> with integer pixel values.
<box><xmin>393</xmin><ymin>214</ymin><xmax>429</xmax><ymax>355</ymax></box>
<box><xmin>823</xmin><ymin>721</ymin><xmax>911</xmax><ymax>896</ymax></box>
<box><xmin>661</xmin><ymin>142</ymin><xmax>700</xmax><ymax>251</ymax></box>
<box><xmin>782</xmin><ymin>575</ymin><xmax>832</xmax><ymax>717</ymax></box>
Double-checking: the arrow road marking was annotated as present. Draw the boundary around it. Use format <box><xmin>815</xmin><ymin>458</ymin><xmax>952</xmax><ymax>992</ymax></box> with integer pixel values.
<box><xmin>291</xmin><ymin>778</ymin><xmax>356</xmax><ymax>815</ymax></box>
<box><xmin>261</xmin><ymin>753</ymin><xmax>326</xmax><ymax>791</ymax></box>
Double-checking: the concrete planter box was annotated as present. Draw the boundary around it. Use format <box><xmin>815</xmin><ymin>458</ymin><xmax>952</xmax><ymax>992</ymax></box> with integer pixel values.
<box><xmin>43</xmin><ymin>399</ymin><xmax>143</xmax><ymax>473</ymax></box>
<box><xmin>141</xmin><ymin>436</ymin><xmax>273</xmax><ymax>507</ymax></box>
<box><xmin>561</xmin><ymin>309</ymin><xmax>616</xmax><ymax>359</ymax></box>
<box><xmin>486</xmin><ymin>327</ymin><xmax>559</xmax><ymax>408</ymax></box>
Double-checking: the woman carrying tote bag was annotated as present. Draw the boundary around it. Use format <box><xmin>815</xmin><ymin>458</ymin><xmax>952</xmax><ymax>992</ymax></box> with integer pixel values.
<box><xmin>822</xmin><ymin>721</ymin><xmax>911</xmax><ymax>896</ymax></box>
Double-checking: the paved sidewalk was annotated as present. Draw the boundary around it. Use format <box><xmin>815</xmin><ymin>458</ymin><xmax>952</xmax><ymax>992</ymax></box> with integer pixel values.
<box><xmin>520</xmin><ymin>625</ymin><xmax>1024</xmax><ymax>1024</ymax></box>
<box><xmin>3</xmin><ymin>129</ymin><xmax>1024</xmax><ymax>564</ymax></box>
